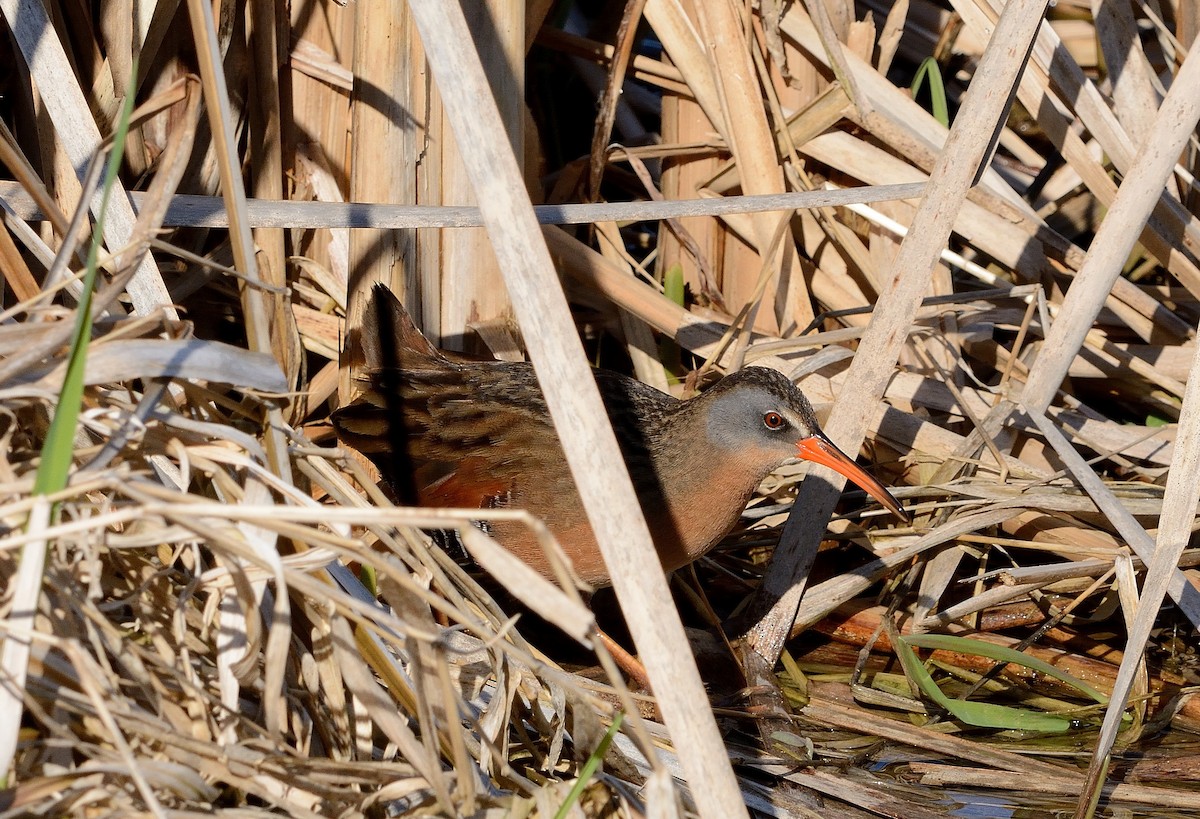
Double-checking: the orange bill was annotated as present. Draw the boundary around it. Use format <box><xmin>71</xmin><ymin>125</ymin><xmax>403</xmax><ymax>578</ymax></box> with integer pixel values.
<box><xmin>795</xmin><ymin>434</ymin><xmax>908</xmax><ymax>522</ymax></box>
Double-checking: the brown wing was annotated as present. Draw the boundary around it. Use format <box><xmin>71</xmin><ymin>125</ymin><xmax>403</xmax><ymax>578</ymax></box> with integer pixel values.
<box><xmin>333</xmin><ymin>357</ymin><xmax>570</xmax><ymax>510</ymax></box>
<box><xmin>334</xmin><ymin>284</ymin><xmax>684</xmax><ymax>531</ymax></box>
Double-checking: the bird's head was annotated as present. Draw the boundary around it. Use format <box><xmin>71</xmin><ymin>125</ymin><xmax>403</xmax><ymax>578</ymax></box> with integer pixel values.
<box><xmin>696</xmin><ymin>367</ymin><xmax>907</xmax><ymax>522</ymax></box>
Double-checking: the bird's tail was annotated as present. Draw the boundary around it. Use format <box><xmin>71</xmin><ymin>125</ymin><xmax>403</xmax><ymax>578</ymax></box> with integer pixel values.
<box><xmin>361</xmin><ymin>283</ymin><xmax>446</xmax><ymax>372</ymax></box>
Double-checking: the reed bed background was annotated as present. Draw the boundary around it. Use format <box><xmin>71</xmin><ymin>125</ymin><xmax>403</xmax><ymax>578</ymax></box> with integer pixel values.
<box><xmin>1</xmin><ymin>0</ymin><xmax>1199</xmax><ymax>816</ymax></box>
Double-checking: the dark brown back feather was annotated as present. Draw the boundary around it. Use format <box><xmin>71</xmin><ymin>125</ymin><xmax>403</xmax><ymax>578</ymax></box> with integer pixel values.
<box><xmin>333</xmin><ymin>287</ymin><xmax>686</xmax><ymax>511</ymax></box>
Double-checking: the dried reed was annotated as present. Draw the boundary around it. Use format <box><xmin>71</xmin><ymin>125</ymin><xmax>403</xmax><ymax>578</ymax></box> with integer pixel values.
<box><xmin>1</xmin><ymin>0</ymin><xmax>1198</xmax><ymax>816</ymax></box>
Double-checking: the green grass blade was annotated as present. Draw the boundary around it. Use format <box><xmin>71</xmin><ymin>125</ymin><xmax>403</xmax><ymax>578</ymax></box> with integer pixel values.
<box><xmin>779</xmin><ymin>648</ymin><xmax>810</xmax><ymax>705</ymax></box>
<box><xmin>658</xmin><ymin>263</ymin><xmax>686</xmax><ymax>385</ymax></box>
<box><xmin>33</xmin><ymin>63</ymin><xmax>139</xmax><ymax>497</ymax></box>
<box><xmin>894</xmin><ymin>634</ymin><xmax>1074</xmax><ymax>732</ymax></box>
<box><xmin>911</xmin><ymin>57</ymin><xmax>950</xmax><ymax>127</ymax></box>
<box><xmin>663</xmin><ymin>263</ymin><xmax>685</xmax><ymax>307</ymax></box>
<box><xmin>554</xmin><ymin>710</ymin><xmax>623</xmax><ymax>819</ymax></box>
<box><xmin>902</xmin><ymin>633</ymin><xmax>1110</xmax><ymax>705</ymax></box>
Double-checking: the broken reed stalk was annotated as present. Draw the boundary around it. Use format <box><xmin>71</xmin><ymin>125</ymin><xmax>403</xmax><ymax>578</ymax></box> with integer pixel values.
<box><xmin>405</xmin><ymin>2</ymin><xmax>749</xmax><ymax>817</ymax></box>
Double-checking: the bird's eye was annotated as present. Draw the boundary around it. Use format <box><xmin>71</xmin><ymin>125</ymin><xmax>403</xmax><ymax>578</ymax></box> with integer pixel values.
<box><xmin>763</xmin><ymin>411</ymin><xmax>787</xmax><ymax>430</ymax></box>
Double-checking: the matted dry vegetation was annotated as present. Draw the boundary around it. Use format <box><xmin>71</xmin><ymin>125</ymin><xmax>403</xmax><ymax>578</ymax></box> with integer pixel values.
<box><xmin>2</xmin><ymin>0</ymin><xmax>1200</xmax><ymax>817</ymax></box>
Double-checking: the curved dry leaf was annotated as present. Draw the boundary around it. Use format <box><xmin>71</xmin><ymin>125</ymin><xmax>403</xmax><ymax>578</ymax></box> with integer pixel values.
<box><xmin>25</xmin><ymin>338</ymin><xmax>288</xmax><ymax>393</ymax></box>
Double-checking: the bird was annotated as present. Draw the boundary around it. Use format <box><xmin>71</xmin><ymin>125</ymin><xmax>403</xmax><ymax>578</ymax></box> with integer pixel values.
<box><xmin>333</xmin><ymin>285</ymin><xmax>907</xmax><ymax>587</ymax></box>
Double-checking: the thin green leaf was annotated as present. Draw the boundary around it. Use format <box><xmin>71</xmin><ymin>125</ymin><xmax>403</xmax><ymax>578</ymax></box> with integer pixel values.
<box><xmin>555</xmin><ymin>710</ymin><xmax>623</xmax><ymax>819</ymax></box>
<box><xmin>902</xmin><ymin>633</ymin><xmax>1109</xmax><ymax>705</ymax></box>
<box><xmin>663</xmin><ymin>263</ymin><xmax>685</xmax><ymax>307</ymax></box>
<box><xmin>911</xmin><ymin>57</ymin><xmax>949</xmax><ymax>127</ymax></box>
<box><xmin>658</xmin><ymin>263</ymin><xmax>686</xmax><ymax>384</ymax></box>
<box><xmin>359</xmin><ymin>563</ymin><xmax>378</xmax><ymax>596</ymax></box>
<box><xmin>769</xmin><ymin>730</ymin><xmax>813</xmax><ymax>763</ymax></box>
<box><xmin>779</xmin><ymin>648</ymin><xmax>810</xmax><ymax>705</ymax></box>
<box><xmin>34</xmin><ymin>64</ymin><xmax>139</xmax><ymax>497</ymax></box>
<box><xmin>893</xmin><ymin>634</ymin><xmax>1075</xmax><ymax>732</ymax></box>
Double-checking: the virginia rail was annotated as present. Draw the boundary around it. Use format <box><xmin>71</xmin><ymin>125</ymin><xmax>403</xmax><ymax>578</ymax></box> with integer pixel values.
<box><xmin>333</xmin><ymin>286</ymin><xmax>906</xmax><ymax>586</ymax></box>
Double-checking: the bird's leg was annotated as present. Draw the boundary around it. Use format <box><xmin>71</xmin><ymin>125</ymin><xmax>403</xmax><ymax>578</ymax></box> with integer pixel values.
<box><xmin>595</xmin><ymin>628</ymin><xmax>653</xmax><ymax>693</ymax></box>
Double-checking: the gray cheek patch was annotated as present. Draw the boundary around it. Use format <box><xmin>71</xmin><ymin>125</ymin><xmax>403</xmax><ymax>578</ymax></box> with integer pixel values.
<box><xmin>703</xmin><ymin>388</ymin><xmax>795</xmax><ymax>450</ymax></box>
